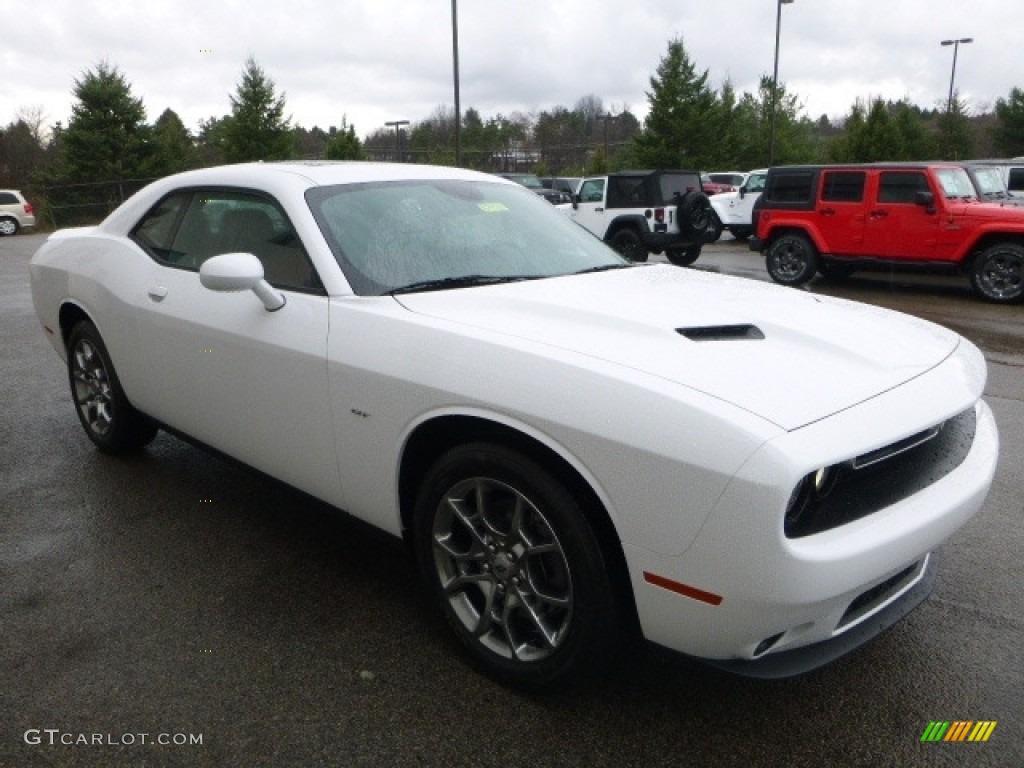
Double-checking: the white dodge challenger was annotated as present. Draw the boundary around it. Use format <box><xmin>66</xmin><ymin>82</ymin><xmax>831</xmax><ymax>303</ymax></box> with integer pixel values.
<box><xmin>30</xmin><ymin>162</ymin><xmax>998</xmax><ymax>687</ymax></box>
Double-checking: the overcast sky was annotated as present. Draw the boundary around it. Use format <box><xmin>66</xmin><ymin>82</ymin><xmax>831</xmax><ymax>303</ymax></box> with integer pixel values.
<box><xmin>3</xmin><ymin>1</ymin><xmax>1021</xmax><ymax>140</ymax></box>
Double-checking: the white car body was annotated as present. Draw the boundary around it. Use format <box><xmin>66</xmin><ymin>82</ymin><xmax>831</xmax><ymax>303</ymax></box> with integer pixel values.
<box><xmin>29</xmin><ymin>162</ymin><xmax>998</xmax><ymax>683</ymax></box>
<box><xmin>710</xmin><ymin>168</ymin><xmax>768</xmax><ymax>238</ymax></box>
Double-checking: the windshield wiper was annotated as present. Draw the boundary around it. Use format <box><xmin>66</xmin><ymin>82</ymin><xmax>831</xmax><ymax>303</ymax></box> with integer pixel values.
<box><xmin>388</xmin><ymin>274</ymin><xmax>531</xmax><ymax>295</ymax></box>
<box><xmin>573</xmin><ymin>262</ymin><xmax>635</xmax><ymax>275</ymax></box>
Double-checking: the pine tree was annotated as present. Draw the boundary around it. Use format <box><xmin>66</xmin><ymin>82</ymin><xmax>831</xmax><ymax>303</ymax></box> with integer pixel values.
<box><xmin>221</xmin><ymin>57</ymin><xmax>294</xmax><ymax>163</ymax></box>
<box><xmin>628</xmin><ymin>38</ymin><xmax>718</xmax><ymax>169</ymax></box>
<box><xmin>59</xmin><ymin>61</ymin><xmax>152</xmax><ymax>182</ymax></box>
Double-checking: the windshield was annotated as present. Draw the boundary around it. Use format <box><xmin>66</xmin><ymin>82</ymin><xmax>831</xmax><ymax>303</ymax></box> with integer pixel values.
<box><xmin>971</xmin><ymin>168</ymin><xmax>1007</xmax><ymax>198</ymax></box>
<box><xmin>306</xmin><ymin>179</ymin><xmax>625</xmax><ymax>295</ymax></box>
<box><xmin>934</xmin><ymin>168</ymin><xmax>977</xmax><ymax>200</ymax></box>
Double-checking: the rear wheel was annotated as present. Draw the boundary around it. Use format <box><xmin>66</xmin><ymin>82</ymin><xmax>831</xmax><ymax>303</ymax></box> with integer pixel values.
<box><xmin>67</xmin><ymin>321</ymin><xmax>158</xmax><ymax>453</ymax></box>
<box><xmin>413</xmin><ymin>442</ymin><xmax>621</xmax><ymax>688</ymax></box>
<box><xmin>970</xmin><ymin>243</ymin><xmax>1024</xmax><ymax>302</ymax></box>
<box><xmin>766</xmin><ymin>233</ymin><xmax>818</xmax><ymax>286</ymax></box>
<box><xmin>0</xmin><ymin>217</ymin><xmax>18</xmax><ymax>236</ymax></box>
<box><xmin>609</xmin><ymin>228</ymin><xmax>648</xmax><ymax>262</ymax></box>
<box><xmin>666</xmin><ymin>245</ymin><xmax>701</xmax><ymax>266</ymax></box>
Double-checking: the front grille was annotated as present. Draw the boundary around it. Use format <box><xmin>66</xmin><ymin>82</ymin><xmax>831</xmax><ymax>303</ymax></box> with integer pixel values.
<box><xmin>786</xmin><ymin>407</ymin><xmax>977</xmax><ymax>538</ymax></box>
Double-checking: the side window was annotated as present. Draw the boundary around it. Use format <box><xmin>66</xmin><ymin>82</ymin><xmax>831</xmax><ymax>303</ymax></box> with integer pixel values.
<box><xmin>745</xmin><ymin>173</ymin><xmax>766</xmax><ymax>194</ymax></box>
<box><xmin>766</xmin><ymin>171</ymin><xmax>814</xmax><ymax>203</ymax></box>
<box><xmin>132</xmin><ymin>192</ymin><xmax>191</xmax><ymax>261</ymax></box>
<box><xmin>821</xmin><ymin>171</ymin><xmax>866</xmax><ymax>202</ymax></box>
<box><xmin>579</xmin><ymin>179</ymin><xmax>604</xmax><ymax>203</ymax></box>
<box><xmin>0</xmin><ymin>192</ymin><xmax>18</xmax><ymax>205</ymax></box>
<box><xmin>134</xmin><ymin>190</ymin><xmax>323</xmax><ymax>294</ymax></box>
<box><xmin>878</xmin><ymin>172</ymin><xmax>929</xmax><ymax>204</ymax></box>
<box><xmin>1007</xmin><ymin>168</ymin><xmax>1024</xmax><ymax>192</ymax></box>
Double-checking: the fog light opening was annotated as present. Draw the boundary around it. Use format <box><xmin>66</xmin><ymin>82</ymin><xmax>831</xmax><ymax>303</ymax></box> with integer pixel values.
<box><xmin>754</xmin><ymin>632</ymin><xmax>785</xmax><ymax>657</ymax></box>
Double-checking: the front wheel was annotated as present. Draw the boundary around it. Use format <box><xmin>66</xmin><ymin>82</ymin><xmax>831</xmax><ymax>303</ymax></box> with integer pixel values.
<box><xmin>766</xmin><ymin>233</ymin><xmax>818</xmax><ymax>286</ymax></box>
<box><xmin>413</xmin><ymin>443</ymin><xmax>622</xmax><ymax>688</ymax></box>
<box><xmin>970</xmin><ymin>243</ymin><xmax>1024</xmax><ymax>302</ymax></box>
<box><xmin>67</xmin><ymin>321</ymin><xmax>158</xmax><ymax>453</ymax></box>
<box><xmin>609</xmin><ymin>228</ymin><xmax>648</xmax><ymax>262</ymax></box>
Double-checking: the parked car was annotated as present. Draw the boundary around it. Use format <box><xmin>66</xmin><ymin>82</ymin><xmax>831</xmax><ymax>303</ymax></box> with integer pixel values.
<box><xmin>750</xmin><ymin>163</ymin><xmax>1024</xmax><ymax>302</ymax></box>
<box><xmin>707</xmin><ymin>169</ymin><xmax>768</xmax><ymax>241</ymax></box>
<box><xmin>701</xmin><ymin>172</ymin><xmax>747</xmax><ymax>196</ymax></box>
<box><xmin>497</xmin><ymin>172</ymin><xmax>569</xmax><ymax>204</ymax></box>
<box><xmin>0</xmin><ymin>189</ymin><xmax>36</xmax><ymax>235</ymax></box>
<box><xmin>541</xmin><ymin>176</ymin><xmax>582</xmax><ymax>199</ymax></box>
<box><xmin>30</xmin><ymin>162</ymin><xmax>997</xmax><ymax>687</ymax></box>
<box><xmin>961</xmin><ymin>163</ymin><xmax>1024</xmax><ymax>207</ymax></box>
<box><xmin>561</xmin><ymin>170</ymin><xmax>710</xmax><ymax>264</ymax></box>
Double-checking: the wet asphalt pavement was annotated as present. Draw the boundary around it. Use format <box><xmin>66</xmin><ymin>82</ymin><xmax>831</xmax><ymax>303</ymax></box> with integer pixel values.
<box><xmin>2</xmin><ymin>233</ymin><xmax>1022</xmax><ymax>767</ymax></box>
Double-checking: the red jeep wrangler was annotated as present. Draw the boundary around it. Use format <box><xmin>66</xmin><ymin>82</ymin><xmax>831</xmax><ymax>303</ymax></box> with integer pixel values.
<box><xmin>750</xmin><ymin>163</ymin><xmax>1024</xmax><ymax>302</ymax></box>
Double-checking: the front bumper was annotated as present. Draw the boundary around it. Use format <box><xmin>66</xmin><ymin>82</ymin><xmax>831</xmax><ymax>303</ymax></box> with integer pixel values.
<box><xmin>748</xmin><ymin>237</ymin><xmax>764</xmax><ymax>251</ymax></box>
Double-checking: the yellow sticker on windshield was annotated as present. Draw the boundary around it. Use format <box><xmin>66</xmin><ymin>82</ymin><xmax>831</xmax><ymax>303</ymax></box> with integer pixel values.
<box><xmin>478</xmin><ymin>202</ymin><xmax>508</xmax><ymax>212</ymax></box>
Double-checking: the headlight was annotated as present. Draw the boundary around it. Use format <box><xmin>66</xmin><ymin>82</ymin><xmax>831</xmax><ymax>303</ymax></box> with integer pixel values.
<box><xmin>785</xmin><ymin>465</ymin><xmax>841</xmax><ymax>532</ymax></box>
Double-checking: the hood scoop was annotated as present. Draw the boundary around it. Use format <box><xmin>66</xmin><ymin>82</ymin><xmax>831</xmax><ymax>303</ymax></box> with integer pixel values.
<box><xmin>676</xmin><ymin>324</ymin><xmax>765</xmax><ymax>342</ymax></box>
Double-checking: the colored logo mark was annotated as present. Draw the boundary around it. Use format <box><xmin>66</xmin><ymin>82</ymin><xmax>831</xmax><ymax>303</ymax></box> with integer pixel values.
<box><xmin>921</xmin><ymin>721</ymin><xmax>997</xmax><ymax>742</ymax></box>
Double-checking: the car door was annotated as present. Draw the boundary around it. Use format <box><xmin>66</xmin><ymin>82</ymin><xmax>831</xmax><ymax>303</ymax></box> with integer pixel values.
<box><xmin>567</xmin><ymin>177</ymin><xmax>608</xmax><ymax>236</ymax></box>
<box><xmin>816</xmin><ymin>170</ymin><xmax>867</xmax><ymax>255</ymax></box>
<box><xmin>129</xmin><ymin>188</ymin><xmax>343</xmax><ymax>504</ymax></box>
<box><xmin>862</xmin><ymin>170</ymin><xmax>940</xmax><ymax>260</ymax></box>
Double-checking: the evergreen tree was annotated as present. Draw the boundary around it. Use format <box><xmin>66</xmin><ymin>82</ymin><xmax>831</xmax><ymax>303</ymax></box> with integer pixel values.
<box><xmin>148</xmin><ymin>108</ymin><xmax>194</xmax><ymax>176</ymax></box>
<box><xmin>221</xmin><ymin>57</ymin><xmax>294</xmax><ymax>163</ymax></box>
<box><xmin>628</xmin><ymin>38</ymin><xmax>718</xmax><ymax>169</ymax></box>
<box><xmin>58</xmin><ymin>61</ymin><xmax>153</xmax><ymax>182</ymax></box>
<box><xmin>993</xmin><ymin>87</ymin><xmax>1024</xmax><ymax>156</ymax></box>
<box><xmin>325</xmin><ymin>118</ymin><xmax>365</xmax><ymax>160</ymax></box>
<box><xmin>936</xmin><ymin>96</ymin><xmax>973</xmax><ymax>160</ymax></box>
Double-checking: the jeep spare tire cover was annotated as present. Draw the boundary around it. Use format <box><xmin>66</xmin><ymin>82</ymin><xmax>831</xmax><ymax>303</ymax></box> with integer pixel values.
<box><xmin>677</xmin><ymin>192</ymin><xmax>712</xmax><ymax>237</ymax></box>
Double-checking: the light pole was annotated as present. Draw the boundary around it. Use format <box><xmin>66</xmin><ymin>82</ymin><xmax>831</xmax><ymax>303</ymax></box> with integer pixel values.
<box><xmin>384</xmin><ymin>120</ymin><xmax>409</xmax><ymax>162</ymax></box>
<box><xmin>452</xmin><ymin>0</ymin><xmax>462</xmax><ymax>166</ymax></box>
<box><xmin>940</xmin><ymin>37</ymin><xmax>973</xmax><ymax>115</ymax></box>
<box><xmin>769</xmin><ymin>0</ymin><xmax>794</xmax><ymax>166</ymax></box>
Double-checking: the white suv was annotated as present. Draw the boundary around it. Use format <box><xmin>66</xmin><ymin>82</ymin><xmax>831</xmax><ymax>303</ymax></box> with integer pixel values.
<box><xmin>707</xmin><ymin>169</ymin><xmax>767</xmax><ymax>241</ymax></box>
<box><xmin>0</xmin><ymin>190</ymin><xmax>36</xmax><ymax>235</ymax></box>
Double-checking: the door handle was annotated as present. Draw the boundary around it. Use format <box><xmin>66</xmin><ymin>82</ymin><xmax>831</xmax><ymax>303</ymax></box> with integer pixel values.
<box><xmin>869</xmin><ymin>210</ymin><xmax>889</xmax><ymax>218</ymax></box>
<box><xmin>819</xmin><ymin>207</ymin><xmax>836</xmax><ymax>216</ymax></box>
<box><xmin>147</xmin><ymin>286</ymin><xmax>168</xmax><ymax>301</ymax></box>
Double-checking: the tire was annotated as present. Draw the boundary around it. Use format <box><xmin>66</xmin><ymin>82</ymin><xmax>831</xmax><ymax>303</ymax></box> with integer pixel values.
<box><xmin>765</xmin><ymin>233</ymin><xmax>819</xmax><ymax>286</ymax></box>
<box><xmin>706</xmin><ymin>212</ymin><xmax>723</xmax><ymax>243</ymax></box>
<box><xmin>665</xmin><ymin>245</ymin><xmax>701</xmax><ymax>266</ymax></box>
<box><xmin>609</xmin><ymin>228</ymin><xmax>648</xmax><ymax>262</ymax></box>
<box><xmin>413</xmin><ymin>442</ymin><xmax>621</xmax><ymax>688</ymax></box>
<box><xmin>729</xmin><ymin>226</ymin><xmax>752</xmax><ymax>241</ymax></box>
<box><xmin>970</xmin><ymin>243</ymin><xmax>1024</xmax><ymax>303</ymax></box>
<box><xmin>0</xmin><ymin>217</ymin><xmax>19</xmax><ymax>236</ymax></box>
<box><xmin>676</xmin><ymin>192</ymin><xmax>712</xmax><ymax>238</ymax></box>
<box><xmin>817</xmin><ymin>260</ymin><xmax>857</xmax><ymax>281</ymax></box>
<box><xmin>67</xmin><ymin>321</ymin><xmax>158</xmax><ymax>454</ymax></box>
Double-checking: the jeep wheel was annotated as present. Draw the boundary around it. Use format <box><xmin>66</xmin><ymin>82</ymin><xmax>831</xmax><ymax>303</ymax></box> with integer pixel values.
<box><xmin>766</xmin><ymin>234</ymin><xmax>818</xmax><ymax>286</ymax></box>
<box><xmin>970</xmin><ymin>243</ymin><xmax>1024</xmax><ymax>302</ymax></box>
<box><xmin>609</xmin><ymin>229</ymin><xmax>648</xmax><ymax>262</ymax></box>
<box><xmin>705</xmin><ymin>213</ymin><xmax>723</xmax><ymax>243</ymax></box>
<box><xmin>666</xmin><ymin>245</ymin><xmax>701</xmax><ymax>267</ymax></box>
<box><xmin>677</xmin><ymin>192</ymin><xmax>712</xmax><ymax>238</ymax></box>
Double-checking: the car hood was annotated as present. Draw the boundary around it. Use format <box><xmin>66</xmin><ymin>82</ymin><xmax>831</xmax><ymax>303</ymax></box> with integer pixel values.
<box><xmin>394</xmin><ymin>265</ymin><xmax>959</xmax><ymax>430</ymax></box>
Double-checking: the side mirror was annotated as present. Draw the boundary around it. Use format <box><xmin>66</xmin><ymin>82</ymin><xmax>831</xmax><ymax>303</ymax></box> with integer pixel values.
<box><xmin>739</xmin><ymin>187</ymin><xmax>747</xmax><ymax>199</ymax></box>
<box><xmin>914</xmin><ymin>190</ymin><xmax>935</xmax><ymax>208</ymax></box>
<box><xmin>199</xmin><ymin>252</ymin><xmax>286</xmax><ymax>312</ymax></box>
